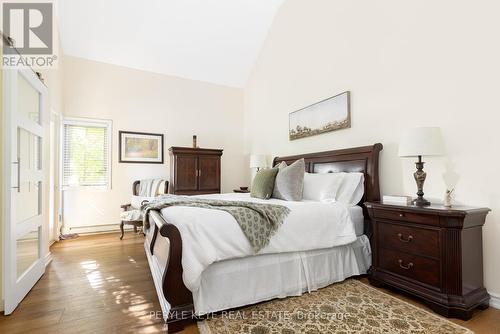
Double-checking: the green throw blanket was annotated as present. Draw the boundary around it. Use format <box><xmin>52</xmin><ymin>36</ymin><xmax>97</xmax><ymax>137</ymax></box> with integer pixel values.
<box><xmin>142</xmin><ymin>195</ymin><xmax>290</xmax><ymax>252</ymax></box>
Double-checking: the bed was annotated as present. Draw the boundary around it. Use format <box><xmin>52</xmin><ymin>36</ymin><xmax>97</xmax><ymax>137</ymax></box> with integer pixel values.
<box><xmin>143</xmin><ymin>143</ymin><xmax>383</xmax><ymax>332</ymax></box>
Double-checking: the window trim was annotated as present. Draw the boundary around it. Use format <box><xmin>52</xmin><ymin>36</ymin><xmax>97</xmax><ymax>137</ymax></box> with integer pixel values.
<box><xmin>61</xmin><ymin>117</ymin><xmax>112</xmax><ymax>190</ymax></box>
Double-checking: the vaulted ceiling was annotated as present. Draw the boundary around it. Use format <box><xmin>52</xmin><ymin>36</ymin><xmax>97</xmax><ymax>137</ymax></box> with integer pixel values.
<box><xmin>58</xmin><ymin>0</ymin><xmax>284</xmax><ymax>87</ymax></box>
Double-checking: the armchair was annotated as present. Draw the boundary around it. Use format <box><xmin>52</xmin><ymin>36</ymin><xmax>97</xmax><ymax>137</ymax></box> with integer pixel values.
<box><xmin>120</xmin><ymin>179</ymin><xmax>169</xmax><ymax>239</ymax></box>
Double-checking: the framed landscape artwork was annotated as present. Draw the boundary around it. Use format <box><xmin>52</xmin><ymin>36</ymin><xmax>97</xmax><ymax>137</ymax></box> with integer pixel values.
<box><xmin>119</xmin><ymin>131</ymin><xmax>164</xmax><ymax>163</ymax></box>
<box><xmin>289</xmin><ymin>91</ymin><xmax>351</xmax><ymax>140</ymax></box>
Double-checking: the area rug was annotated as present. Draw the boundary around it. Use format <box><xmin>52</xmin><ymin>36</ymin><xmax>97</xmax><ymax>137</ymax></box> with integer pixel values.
<box><xmin>198</xmin><ymin>279</ymin><xmax>473</xmax><ymax>334</ymax></box>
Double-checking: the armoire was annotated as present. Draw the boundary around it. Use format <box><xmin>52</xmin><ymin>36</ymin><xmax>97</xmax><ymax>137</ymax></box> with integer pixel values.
<box><xmin>168</xmin><ymin>147</ymin><xmax>223</xmax><ymax>195</ymax></box>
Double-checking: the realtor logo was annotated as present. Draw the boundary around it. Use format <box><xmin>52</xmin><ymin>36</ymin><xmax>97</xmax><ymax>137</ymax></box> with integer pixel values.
<box><xmin>2</xmin><ymin>1</ymin><xmax>57</xmax><ymax>68</ymax></box>
<box><xmin>3</xmin><ymin>2</ymin><xmax>53</xmax><ymax>54</ymax></box>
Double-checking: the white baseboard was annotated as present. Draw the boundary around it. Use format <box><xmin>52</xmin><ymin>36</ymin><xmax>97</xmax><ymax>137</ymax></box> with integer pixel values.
<box><xmin>44</xmin><ymin>252</ymin><xmax>53</xmax><ymax>266</ymax></box>
<box><xmin>490</xmin><ymin>291</ymin><xmax>500</xmax><ymax>309</ymax></box>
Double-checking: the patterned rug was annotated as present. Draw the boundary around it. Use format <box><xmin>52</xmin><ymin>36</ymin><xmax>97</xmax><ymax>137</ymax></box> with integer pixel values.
<box><xmin>198</xmin><ymin>279</ymin><xmax>473</xmax><ymax>334</ymax></box>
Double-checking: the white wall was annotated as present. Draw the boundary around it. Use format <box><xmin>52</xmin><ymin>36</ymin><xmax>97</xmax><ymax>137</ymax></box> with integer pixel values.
<box><xmin>62</xmin><ymin>56</ymin><xmax>246</xmax><ymax>231</ymax></box>
<box><xmin>244</xmin><ymin>0</ymin><xmax>500</xmax><ymax>296</ymax></box>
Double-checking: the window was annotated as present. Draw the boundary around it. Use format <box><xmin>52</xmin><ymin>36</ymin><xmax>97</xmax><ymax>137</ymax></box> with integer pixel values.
<box><xmin>62</xmin><ymin>118</ymin><xmax>112</xmax><ymax>188</ymax></box>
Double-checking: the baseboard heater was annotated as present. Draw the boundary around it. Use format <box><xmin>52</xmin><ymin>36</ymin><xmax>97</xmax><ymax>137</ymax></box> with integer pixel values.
<box><xmin>69</xmin><ymin>223</ymin><xmax>136</xmax><ymax>235</ymax></box>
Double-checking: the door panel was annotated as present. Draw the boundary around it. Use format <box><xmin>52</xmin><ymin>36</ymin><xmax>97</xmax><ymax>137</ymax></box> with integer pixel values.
<box><xmin>198</xmin><ymin>156</ymin><xmax>220</xmax><ymax>191</ymax></box>
<box><xmin>16</xmin><ymin>128</ymin><xmax>42</xmax><ymax>223</ymax></box>
<box><xmin>16</xmin><ymin>228</ymin><xmax>40</xmax><ymax>278</ymax></box>
<box><xmin>3</xmin><ymin>68</ymin><xmax>47</xmax><ymax>314</ymax></box>
<box><xmin>175</xmin><ymin>155</ymin><xmax>198</xmax><ymax>191</ymax></box>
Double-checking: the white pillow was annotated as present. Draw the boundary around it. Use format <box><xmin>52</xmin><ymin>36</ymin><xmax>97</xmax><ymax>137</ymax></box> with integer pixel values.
<box><xmin>335</xmin><ymin>172</ymin><xmax>365</xmax><ymax>206</ymax></box>
<box><xmin>302</xmin><ymin>172</ymin><xmax>344</xmax><ymax>202</ymax></box>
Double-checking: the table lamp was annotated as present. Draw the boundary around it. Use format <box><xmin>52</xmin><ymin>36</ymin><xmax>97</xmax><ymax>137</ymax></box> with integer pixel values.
<box><xmin>250</xmin><ymin>154</ymin><xmax>267</xmax><ymax>171</ymax></box>
<box><xmin>399</xmin><ymin>127</ymin><xmax>445</xmax><ymax>206</ymax></box>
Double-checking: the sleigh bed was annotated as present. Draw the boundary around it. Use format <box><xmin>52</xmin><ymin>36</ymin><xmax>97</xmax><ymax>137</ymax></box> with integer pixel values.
<box><xmin>143</xmin><ymin>143</ymin><xmax>383</xmax><ymax>332</ymax></box>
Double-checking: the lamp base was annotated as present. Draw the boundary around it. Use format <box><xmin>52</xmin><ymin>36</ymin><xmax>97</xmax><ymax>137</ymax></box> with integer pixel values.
<box><xmin>413</xmin><ymin>155</ymin><xmax>431</xmax><ymax>207</ymax></box>
<box><xmin>412</xmin><ymin>197</ymin><xmax>430</xmax><ymax>207</ymax></box>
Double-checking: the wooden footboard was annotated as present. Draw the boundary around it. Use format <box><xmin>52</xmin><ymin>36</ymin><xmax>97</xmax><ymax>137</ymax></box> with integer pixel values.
<box><xmin>146</xmin><ymin>211</ymin><xmax>195</xmax><ymax>333</ymax></box>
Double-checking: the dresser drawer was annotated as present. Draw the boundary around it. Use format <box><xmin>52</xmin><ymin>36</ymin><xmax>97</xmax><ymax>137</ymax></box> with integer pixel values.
<box><xmin>379</xmin><ymin>248</ymin><xmax>441</xmax><ymax>288</ymax></box>
<box><xmin>372</xmin><ymin>208</ymin><xmax>439</xmax><ymax>226</ymax></box>
<box><xmin>378</xmin><ymin>222</ymin><xmax>440</xmax><ymax>258</ymax></box>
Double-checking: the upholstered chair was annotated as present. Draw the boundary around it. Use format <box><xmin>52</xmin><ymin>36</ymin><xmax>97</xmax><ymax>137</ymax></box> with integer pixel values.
<box><xmin>119</xmin><ymin>179</ymin><xmax>168</xmax><ymax>239</ymax></box>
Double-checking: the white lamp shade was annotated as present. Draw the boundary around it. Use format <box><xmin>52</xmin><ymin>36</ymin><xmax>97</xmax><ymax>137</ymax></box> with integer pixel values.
<box><xmin>250</xmin><ymin>154</ymin><xmax>267</xmax><ymax>168</ymax></box>
<box><xmin>399</xmin><ymin>127</ymin><xmax>445</xmax><ymax>157</ymax></box>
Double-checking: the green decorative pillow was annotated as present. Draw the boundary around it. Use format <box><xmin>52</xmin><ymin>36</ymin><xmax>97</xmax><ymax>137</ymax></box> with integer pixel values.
<box><xmin>251</xmin><ymin>168</ymin><xmax>279</xmax><ymax>199</ymax></box>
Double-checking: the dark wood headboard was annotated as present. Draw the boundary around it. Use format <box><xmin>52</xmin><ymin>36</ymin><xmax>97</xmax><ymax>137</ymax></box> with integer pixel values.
<box><xmin>273</xmin><ymin>143</ymin><xmax>383</xmax><ymax>222</ymax></box>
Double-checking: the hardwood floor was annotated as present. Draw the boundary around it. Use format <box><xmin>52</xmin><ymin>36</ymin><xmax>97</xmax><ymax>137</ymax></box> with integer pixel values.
<box><xmin>0</xmin><ymin>233</ymin><xmax>498</xmax><ymax>333</ymax></box>
<box><xmin>0</xmin><ymin>233</ymin><xmax>176</xmax><ymax>334</ymax></box>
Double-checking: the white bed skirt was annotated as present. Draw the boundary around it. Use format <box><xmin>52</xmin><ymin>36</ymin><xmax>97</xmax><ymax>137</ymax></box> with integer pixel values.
<box><xmin>193</xmin><ymin>235</ymin><xmax>371</xmax><ymax>315</ymax></box>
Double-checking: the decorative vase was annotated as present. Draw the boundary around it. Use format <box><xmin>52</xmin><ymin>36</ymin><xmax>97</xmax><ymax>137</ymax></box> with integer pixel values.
<box><xmin>444</xmin><ymin>189</ymin><xmax>454</xmax><ymax>208</ymax></box>
<box><xmin>192</xmin><ymin>135</ymin><xmax>197</xmax><ymax>148</ymax></box>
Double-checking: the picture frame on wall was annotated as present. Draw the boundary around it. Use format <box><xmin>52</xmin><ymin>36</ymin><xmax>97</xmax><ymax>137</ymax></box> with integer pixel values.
<box><xmin>119</xmin><ymin>131</ymin><xmax>164</xmax><ymax>163</ymax></box>
<box><xmin>289</xmin><ymin>91</ymin><xmax>351</xmax><ymax>140</ymax></box>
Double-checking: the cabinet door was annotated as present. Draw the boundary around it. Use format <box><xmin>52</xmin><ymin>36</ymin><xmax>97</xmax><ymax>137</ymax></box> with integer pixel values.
<box><xmin>198</xmin><ymin>155</ymin><xmax>220</xmax><ymax>192</ymax></box>
<box><xmin>175</xmin><ymin>155</ymin><xmax>198</xmax><ymax>191</ymax></box>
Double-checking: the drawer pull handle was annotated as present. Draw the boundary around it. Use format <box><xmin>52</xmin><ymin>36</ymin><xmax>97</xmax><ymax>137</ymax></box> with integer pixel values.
<box><xmin>397</xmin><ymin>233</ymin><xmax>413</xmax><ymax>243</ymax></box>
<box><xmin>399</xmin><ymin>213</ymin><xmax>405</xmax><ymax>217</ymax></box>
<box><xmin>398</xmin><ymin>259</ymin><xmax>414</xmax><ymax>270</ymax></box>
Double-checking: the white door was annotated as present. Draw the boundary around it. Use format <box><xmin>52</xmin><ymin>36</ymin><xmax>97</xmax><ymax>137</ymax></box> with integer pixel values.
<box><xmin>3</xmin><ymin>68</ymin><xmax>48</xmax><ymax>314</ymax></box>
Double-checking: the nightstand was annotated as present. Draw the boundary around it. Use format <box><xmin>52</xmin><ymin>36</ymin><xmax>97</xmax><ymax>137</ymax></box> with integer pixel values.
<box><xmin>233</xmin><ymin>188</ymin><xmax>250</xmax><ymax>193</ymax></box>
<box><xmin>365</xmin><ymin>201</ymin><xmax>490</xmax><ymax>320</ymax></box>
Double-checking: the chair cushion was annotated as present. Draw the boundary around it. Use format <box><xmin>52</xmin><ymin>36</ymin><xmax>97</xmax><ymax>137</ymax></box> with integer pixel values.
<box><xmin>120</xmin><ymin>209</ymin><xmax>143</xmax><ymax>221</ymax></box>
<box><xmin>131</xmin><ymin>195</ymin><xmax>155</xmax><ymax>209</ymax></box>
<box><xmin>139</xmin><ymin>179</ymin><xmax>166</xmax><ymax>197</ymax></box>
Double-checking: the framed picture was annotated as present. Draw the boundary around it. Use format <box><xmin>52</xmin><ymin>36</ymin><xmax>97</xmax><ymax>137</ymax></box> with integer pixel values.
<box><xmin>289</xmin><ymin>91</ymin><xmax>351</xmax><ymax>140</ymax></box>
<box><xmin>119</xmin><ymin>131</ymin><xmax>164</xmax><ymax>163</ymax></box>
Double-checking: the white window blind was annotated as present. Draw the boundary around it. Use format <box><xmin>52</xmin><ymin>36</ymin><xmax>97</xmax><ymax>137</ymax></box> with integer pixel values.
<box><xmin>62</xmin><ymin>118</ymin><xmax>112</xmax><ymax>188</ymax></box>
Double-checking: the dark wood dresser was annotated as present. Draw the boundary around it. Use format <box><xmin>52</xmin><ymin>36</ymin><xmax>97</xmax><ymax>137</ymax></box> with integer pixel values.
<box><xmin>365</xmin><ymin>201</ymin><xmax>490</xmax><ymax>319</ymax></box>
<box><xmin>169</xmin><ymin>147</ymin><xmax>223</xmax><ymax>195</ymax></box>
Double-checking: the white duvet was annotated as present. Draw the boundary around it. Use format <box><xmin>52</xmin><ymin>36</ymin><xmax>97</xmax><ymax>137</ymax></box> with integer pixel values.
<box><xmin>159</xmin><ymin>193</ymin><xmax>357</xmax><ymax>292</ymax></box>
